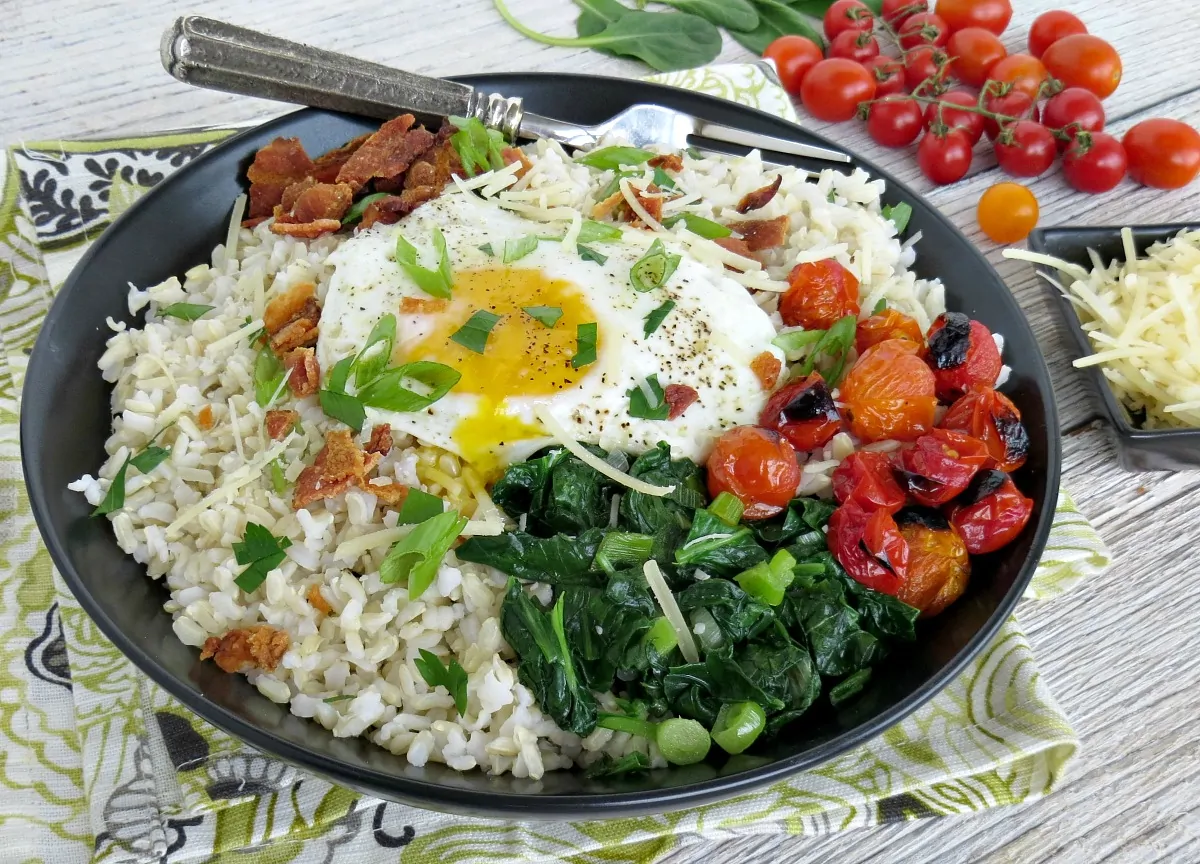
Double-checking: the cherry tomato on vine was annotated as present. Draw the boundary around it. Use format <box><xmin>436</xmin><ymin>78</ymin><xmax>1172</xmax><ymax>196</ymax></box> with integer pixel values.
<box><xmin>894</xmin><ymin>509</ymin><xmax>970</xmax><ymax>616</ymax></box>
<box><xmin>923</xmin><ymin>313</ymin><xmax>1002</xmax><ymax>401</ymax></box>
<box><xmin>832</xmin><ymin>450</ymin><xmax>906</xmax><ymax>514</ymax></box>
<box><xmin>895</xmin><ymin>428</ymin><xmax>990</xmax><ymax>507</ymax></box>
<box><xmin>940</xmin><ymin>387</ymin><xmax>1029</xmax><ymax>472</ymax></box>
<box><xmin>781</xmin><ymin>258</ymin><xmax>861</xmax><ymax>329</ymax></box>
<box><xmin>828</xmin><ymin>501</ymin><xmax>910</xmax><ymax>594</ymax></box>
<box><xmin>945</xmin><ymin>27</ymin><xmax>1007</xmax><ymax>89</ymax></box>
<box><xmin>1063</xmin><ymin>132</ymin><xmax>1127</xmax><ymax>193</ymax></box>
<box><xmin>801</xmin><ymin>58</ymin><xmax>877</xmax><ymax>122</ymax></box>
<box><xmin>1028</xmin><ymin>10</ymin><xmax>1087</xmax><ymax>58</ymax></box>
<box><xmin>881</xmin><ymin>0</ymin><xmax>927</xmax><ymax>29</ymax></box>
<box><xmin>899</xmin><ymin>12</ymin><xmax>950</xmax><ymax>50</ymax></box>
<box><xmin>947</xmin><ymin>471</ymin><xmax>1033</xmax><ymax>554</ymax></box>
<box><xmin>1042</xmin><ymin>34</ymin><xmax>1122</xmax><ymax>99</ymax></box>
<box><xmin>934</xmin><ymin>0</ymin><xmax>1012</xmax><ymax>36</ymax></box>
<box><xmin>824</xmin><ymin>0</ymin><xmax>874</xmax><ymax>41</ymax></box>
<box><xmin>1123</xmin><ymin>119</ymin><xmax>1200</xmax><ymax>189</ymax></box>
<box><xmin>840</xmin><ymin>339</ymin><xmax>938</xmax><ymax>442</ymax></box>
<box><xmin>986</xmin><ymin>54</ymin><xmax>1050</xmax><ymax>102</ymax></box>
<box><xmin>856</xmin><ymin>308</ymin><xmax>924</xmax><ymax>354</ymax></box>
<box><xmin>759</xmin><ymin>374</ymin><xmax>843</xmax><ymax>453</ymax></box>
<box><xmin>917</xmin><ymin>127</ymin><xmax>973</xmax><ymax>185</ymax></box>
<box><xmin>982</xmin><ymin>85</ymin><xmax>1039</xmax><ymax>140</ymax></box>
<box><xmin>830</xmin><ymin>30</ymin><xmax>881</xmax><ymax>63</ymax></box>
<box><xmin>867</xmin><ymin>96</ymin><xmax>925</xmax><ymax>148</ymax></box>
<box><xmin>863</xmin><ymin>56</ymin><xmax>907</xmax><ymax>98</ymax></box>
<box><xmin>994</xmin><ymin>120</ymin><xmax>1057</xmax><ymax>178</ymax></box>
<box><xmin>706</xmin><ymin>426</ymin><xmax>800</xmax><ymax>521</ymax></box>
<box><xmin>904</xmin><ymin>47</ymin><xmax>951</xmax><ymax>94</ymax></box>
<box><xmin>763</xmin><ymin>36</ymin><xmax>825</xmax><ymax>97</ymax></box>
<box><xmin>977</xmin><ymin>182</ymin><xmax>1039</xmax><ymax>243</ymax></box>
<box><xmin>1041</xmin><ymin>87</ymin><xmax>1105</xmax><ymax>150</ymax></box>
<box><xmin>923</xmin><ymin>90</ymin><xmax>985</xmax><ymax>144</ymax></box>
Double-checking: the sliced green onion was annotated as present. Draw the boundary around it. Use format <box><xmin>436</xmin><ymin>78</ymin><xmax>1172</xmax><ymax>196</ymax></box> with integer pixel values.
<box><xmin>627</xmin><ymin>374</ymin><xmax>668</xmax><ymax>420</ymax></box>
<box><xmin>643</xmin><ymin>300</ymin><xmax>675</xmax><ymax>338</ymax></box>
<box><xmin>577</xmin><ymin>219</ymin><xmax>623</xmax><ymax>244</ymax></box>
<box><xmin>708</xmin><ymin>492</ymin><xmax>745</xmax><ymax>526</ymax></box>
<box><xmin>158</xmin><ymin>302</ymin><xmax>215</xmax><ymax>321</ymax></box>
<box><xmin>397</xmin><ymin>488</ymin><xmax>446</xmax><ymax>524</ymax></box>
<box><xmin>269</xmin><ymin>459</ymin><xmax>288</xmax><ymax>495</ymax></box>
<box><xmin>318</xmin><ymin>390</ymin><xmax>365</xmax><ymax>433</ymax></box>
<box><xmin>652</xmin><ymin>166</ymin><xmax>677</xmax><ymax>191</ymax></box>
<box><xmin>576</xmin><ymin>145</ymin><xmax>655</xmax><ymax>170</ymax></box>
<box><xmin>830</xmin><ymin>669</ymin><xmax>873</xmax><ymax>707</ymax></box>
<box><xmin>571</xmin><ymin>322</ymin><xmax>598</xmax><ymax>370</ymax></box>
<box><xmin>357</xmin><ymin>361</ymin><xmax>461</xmax><ymax>412</ymax></box>
<box><xmin>872</xmin><ymin>297</ymin><xmax>888</xmax><ymax>315</ymax></box>
<box><xmin>577</xmin><ymin>244</ymin><xmax>607</xmax><ymax>265</ymax></box>
<box><xmin>734</xmin><ymin>549</ymin><xmax>797</xmax><ymax>606</ymax></box>
<box><xmin>663</xmin><ymin>213</ymin><xmax>732</xmax><ymax>239</ymax></box>
<box><xmin>478</xmin><ymin>242</ymin><xmax>495</xmax><ymax>256</ymax></box>
<box><xmin>655</xmin><ymin>718</ymin><xmax>711</xmax><ymax>766</ymax></box>
<box><xmin>450</xmin><ymin>310</ymin><xmax>502</xmax><ymax>354</ymax></box>
<box><xmin>630</xmin><ymin>239</ymin><xmax>682</xmax><ymax>293</ymax></box>
<box><xmin>253</xmin><ymin>346</ymin><xmax>286</xmax><ymax>407</ymax></box>
<box><xmin>593</xmin><ymin>531</ymin><xmax>654</xmax><ymax>574</ymax></box>
<box><xmin>522</xmin><ymin>305</ymin><xmax>563</xmax><ymax>328</ymax></box>
<box><xmin>449</xmin><ymin>116</ymin><xmax>507</xmax><ymax>177</ymax></box>
<box><xmin>688</xmin><ymin>607</ymin><xmax>726</xmax><ymax>654</ymax></box>
<box><xmin>341</xmin><ymin>192</ymin><xmax>389</xmax><ymax>226</ymax></box>
<box><xmin>882</xmin><ymin>202</ymin><xmax>913</xmax><ymax>233</ymax></box>
<box><xmin>710</xmin><ymin>701</ymin><xmax>766</xmax><ymax>755</ymax></box>
<box><xmin>395</xmin><ymin>227</ymin><xmax>453</xmax><ymax>299</ymax></box>
<box><xmin>503</xmin><ymin>235</ymin><xmax>539</xmax><ymax>263</ymax></box>
<box><xmin>798</xmin><ymin>313</ymin><xmax>857</xmax><ymax>387</ymax></box>
<box><xmin>380</xmin><ymin>509</ymin><xmax>468</xmax><ymax>598</ymax></box>
<box><xmin>643</xmin><ymin>616</ymin><xmax>678</xmax><ymax>657</ymax></box>
<box><xmin>352</xmin><ymin>314</ymin><xmax>396</xmax><ymax>389</ymax></box>
<box><xmin>323</xmin><ymin>694</ymin><xmax>354</xmax><ymax>703</ymax></box>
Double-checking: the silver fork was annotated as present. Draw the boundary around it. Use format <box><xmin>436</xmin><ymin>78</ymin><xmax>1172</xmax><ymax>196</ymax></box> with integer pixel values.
<box><xmin>161</xmin><ymin>17</ymin><xmax>850</xmax><ymax>165</ymax></box>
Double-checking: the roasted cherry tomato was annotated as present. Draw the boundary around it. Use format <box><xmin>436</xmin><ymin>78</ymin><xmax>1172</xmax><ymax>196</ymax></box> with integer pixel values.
<box><xmin>780</xmin><ymin>258</ymin><xmax>861</xmax><ymax>330</ymax></box>
<box><xmin>832</xmin><ymin>450</ymin><xmax>906</xmax><ymax>514</ymax></box>
<box><xmin>706</xmin><ymin>426</ymin><xmax>801</xmax><ymax>520</ymax></box>
<box><xmin>894</xmin><ymin>508</ymin><xmax>970</xmax><ymax>616</ymax></box>
<box><xmin>828</xmin><ymin>501</ymin><xmax>910</xmax><ymax>594</ymax></box>
<box><xmin>923</xmin><ymin>313</ymin><xmax>1003</xmax><ymax>401</ymax></box>
<box><xmin>947</xmin><ymin>470</ymin><xmax>1033</xmax><ymax>554</ymax></box>
<box><xmin>895</xmin><ymin>428</ymin><xmax>989</xmax><ymax>506</ymax></box>
<box><xmin>939</xmin><ymin>386</ymin><xmax>1029</xmax><ymax>472</ymax></box>
<box><xmin>759</xmin><ymin>373</ymin><xmax>842</xmax><ymax>452</ymax></box>
<box><xmin>841</xmin><ymin>339</ymin><xmax>938</xmax><ymax>443</ymax></box>
<box><xmin>855</xmin><ymin>307</ymin><xmax>924</xmax><ymax>354</ymax></box>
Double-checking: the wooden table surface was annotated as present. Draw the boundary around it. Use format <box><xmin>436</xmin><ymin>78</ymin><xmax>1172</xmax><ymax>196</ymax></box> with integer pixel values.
<box><xmin>4</xmin><ymin>0</ymin><xmax>1200</xmax><ymax>861</ymax></box>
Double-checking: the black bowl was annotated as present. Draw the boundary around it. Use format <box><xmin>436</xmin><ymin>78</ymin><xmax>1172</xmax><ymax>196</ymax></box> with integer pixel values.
<box><xmin>21</xmin><ymin>72</ymin><xmax>1060</xmax><ymax>818</ymax></box>
<box><xmin>1028</xmin><ymin>223</ymin><xmax>1200</xmax><ymax>473</ymax></box>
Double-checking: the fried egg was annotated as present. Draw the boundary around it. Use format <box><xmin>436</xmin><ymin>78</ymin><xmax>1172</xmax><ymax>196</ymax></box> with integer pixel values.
<box><xmin>318</xmin><ymin>191</ymin><xmax>781</xmax><ymax>476</ymax></box>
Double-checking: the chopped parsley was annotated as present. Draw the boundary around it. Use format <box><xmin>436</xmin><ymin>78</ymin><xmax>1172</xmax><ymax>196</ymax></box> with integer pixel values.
<box><xmin>323</xmin><ymin>694</ymin><xmax>354</xmax><ymax>703</ymax></box>
<box><xmin>872</xmin><ymin>297</ymin><xmax>888</xmax><ymax>315</ymax></box>
<box><xmin>882</xmin><ymin>202</ymin><xmax>913</xmax><ymax>233</ymax></box>
<box><xmin>269</xmin><ymin>459</ymin><xmax>288</xmax><ymax>495</ymax></box>
<box><xmin>523</xmin><ymin>305</ymin><xmax>563</xmax><ymax>328</ymax></box>
<box><xmin>627</xmin><ymin>374</ymin><xmax>669</xmax><ymax>420</ymax></box>
<box><xmin>381</xmin><ymin>509</ymin><xmax>469</xmax><ymax>599</ymax></box>
<box><xmin>395</xmin><ymin>226</ymin><xmax>453</xmax><ymax>299</ymax></box>
<box><xmin>414</xmin><ymin>649</ymin><xmax>469</xmax><ymax>715</ymax></box>
<box><xmin>503</xmin><ymin>235</ymin><xmax>540</xmax><ymax>263</ymax></box>
<box><xmin>253</xmin><ymin>345</ymin><xmax>285</xmax><ymax>407</ymax></box>
<box><xmin>158</xmin><ymin>302</ymin><xmax>214</xmax><ymax>321</ymax></box>
<box><xmin>397</xmin><ymin>488</ymin><xmax>447</xmax><ymax>524</ymax></box>
<box><xmin>577</xmin><ymin>244</ymin><xmax>607</xmax><ymax>265</ymax></box>
<box><xmin>92</xmin><ymin>427</ymin><xmax>174</xmax><ymax>516</ymax></box>
<box><xmin>630</xmin><ymin>238</ymin><xmax>681</xmax><ymax>293</ymax></box>
<box><xmin>319</xmin><ymin>356</ymin><xmax>366</xmax><ymax>433</ymax></box>
<box><xmin>643</xmin><ymin>299</ymin><xmax>676</xmax><ymax>337</ymax></box>
<box><xmin>572</xmin><ymin>322</ymin><xmax>598</xmax><ymax>370</ymax></box>
<box><xmin>663</xmin><ymin>213</ymin><xmax>731</xmax><ymax>239</ymax></box>
<box><xmin>232</xmin><ymin>522</ymin><xmax>293</xmax><ymax>593</ymax></box>
<box><xmin>450</xmin><ymin>310</ymin><xmax>503</xmax><ymax>354</ymax></box>
<box><xmin>478</xmin><ymin>242</ymin><xmax>495</xmax><ymax>256</ymax></box>
<box><xmin>577</xmin><ymin>219</ymin><xmax>623</xmax><ymax>244</ymax></box>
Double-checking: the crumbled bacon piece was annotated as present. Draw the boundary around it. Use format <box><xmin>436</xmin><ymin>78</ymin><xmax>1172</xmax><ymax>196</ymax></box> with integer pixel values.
<box><xmin>247</xmin><ymin>137</ymin><xmax>315</xmax><ymax>218</ymax></box>
<box><xmin>714</xmin><ymin>236</ymin><xmax>756</xmax><ymax>261</ymax></box>
<box><xmin>735</xmin><ymin>215</ymin><xmax>790</xmax><ymax>252</ymax></box>
<box><xmin>664</xmin><ymin>384</ymin><xmax>699</xmax><ymax>420</ymax></box>
<box><xmin>268</xmin><ymin>218</ymin><xmax>342</xmax><ymax>238</ymax></box>
<box><xmin>631</xmin><ymin>186</ymin><xmax>664</xmax><ymax>225</ymax></box>
<box><xmin>284</xmin><ymin>348</ymin><xmax>320</xmax><ymax>398</ymax></box>
<box><xmin>502</xmin><ymin>146</ymin><xmax>534</xmax><ymax>179</ymax></box>
<box><xmin>359</xmin><ymin>191</ymin><xmax>432</xmax><ymax>230</ymax></box>
<box><xmin>265</xmin><ymin>409</ymin><xmax>299</xmax><ymax>440</ymax></box>
<box><xmin>648</xmin><ymin>153</ymin><xmax>684</xmax><ymax>172</ymax></box>
<box><xmin>200</xmin><ymin>625</ymin><xmax>290</xmax><ymax>673</ymax></box>
<box><xmin>336</xmin><ymin>114</ymin><xmax>437</xmax><ymax>192</ymax></box>
<box><xmin>274</xmin><ymin>182</ymin><xmax>354</xmax><ymax>226</ymax></box>
<box><xmin>311</xmin><ymin>134</ymin><xmax>369</xmax><ymax>183</ymax></box>
<box><xmin>591</xmin><ymin>191</ymin><xmax>625</xmax><ymax>220</ymax></box>
<box><xmin>292</xmin><ymin>429</ymin><xmax>381</xmax><ymax>510</ymax></box>
<box><xmin>361</xmin><ymin>125</ymin><xmax>461</xmax><ymax>228</ymax></box>
<box><xmin>264</xmin><ymin>282</ymin><xmax>321</xmax><ymax>354</ymax></box>
<box><xmin>399</xmin><ymin>296</ymin><xmax>448</xmax><ymax>314</ymax></box>
<box><xmin>365</xmin><ymin>423</ymin><xmax>393</xmax><ymax>455</ymax></box>
<box><xmin>370</xmin><ymin>482</ymin><xmax>410</xmax><ymax>508</ymax></box>
<box><xmin>196</xmin><ymin>404</ymin><xmax>214</xmax><ymax>430</ymax></box>
<box><xmin>736</xmin><ymin>175</ymin><xmax>782</xmax><ymax>214</ymax></box>
<box><xmin>751</xmin><ymin>351</ymin><xmax>783</xmax><ymax>390</ymax></box>
<box><xmin>306</xmin><ymin>584</ymin><xmax>333</xmax><ymax>615</ymax></box>
<box><xmin>279</xmin><ymin>177</ymin><xmax>316</xmax><ymax>213</ymax></box>
<box><xmin>592</xmin><ymin>184</ymin><xmax>664</xmax><ymax>226</ymax></box>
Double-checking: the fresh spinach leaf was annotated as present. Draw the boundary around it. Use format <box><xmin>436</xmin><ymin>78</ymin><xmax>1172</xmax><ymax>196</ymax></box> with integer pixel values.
<box><xmin>585</xmin><ymin>751</ymin><xmax>651</xmax><ymax>777</ymax></box>
<box><xmin>657</xmin><ymin>0</ymin><xmax>759</xmax><ymax>31</ymax></box>
<box><xmin>489</xmin><ymin>445</ymin><xmax>617</xmax><ymax>536</ymax></box>
<box><xmin>730</xmin><ymin>0</ymin><xmax>825</xmax><ymax>55</ymax></box>
<box><xmin>456</xmin><ymin>528</ymin><xmax>606</xmax><ymax>586</ymax></box>
<box><xmin>779</xmin><ymin>579</ymin><xmax>884</xmax><ymax>677</ymax></box>
<box><xmin>618</xmin><ymin>443</ymin><xmax>707</xmax><ymax>537</ymax></box>
<box><xmin>676</xmin><ymin>579</ymin><xmax>775</xmax><ymax>646</ymax></box>
<box><xmin>674</xmin><ymin>509</ymin><xmax>769</xmax><ymax>578</ymax></box>
<box><xmin>749</xmin><ymin>497</ymin><xmax>837</xmax><ymax>546</ymax></box>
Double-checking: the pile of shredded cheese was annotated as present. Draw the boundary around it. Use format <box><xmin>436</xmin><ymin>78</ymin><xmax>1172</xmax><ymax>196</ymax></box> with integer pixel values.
<box><xmin>1006</xmin><ymin>228</ymin><xmax>1200</xmax><ymax>429</ymax></box>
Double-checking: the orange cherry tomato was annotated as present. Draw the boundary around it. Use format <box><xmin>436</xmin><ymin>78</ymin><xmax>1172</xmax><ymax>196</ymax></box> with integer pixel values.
<box><xmin>855</xmin><ymin>308</ymin><xmax>924</xmax><ymax>354</ymax></box>
<box><xmin>923</xmin><ymin>313</ymin><xmax>1003</xmax><ymax>401</ymax></box>
<box><xmin>1041</xmin><ymin>34</ymin><xmax>1122</xmax><ymax>100</ymax></box>
<box><xmin>759</xmin><ymin>374</ymin><xmax>843</xmax><ymax>453</ymax></box>
<box><xmin>985</xmin><ymin>54</ymin><xmax>1050</xmax><ymax>101</ymax></box>
<box><xmin>828</xmin><ymin>501</ymin><xmax>910</xmax><ymax>595</ymax></box>
<box><xmin>939</xmin><ymin>386</ymin><xmax>1029</xmax><ymax>472</ymax></box>
<box><xmin>895</xmin><ymin>509</ymin><xmax>970</xmax><ymax>617</ymax></box>
<box><xmin>832</xmin><ymin>450</ymin><xmax>906</xmax><ymax>513</ymax></box>
<box><xmin>763</xmin><ymin>36</ymin><xmax>825</xmax><ymax>97</ymax></box>
<box><xmin>706</xmin><ymin>426</ymin><xmax>801</xmax><ymax>520</ymax></box>
<box><xmin>934</xmin><ymin>0</ymin><xmax>1012</xmax><ymax>36</ymax></box>
<box><xmin>780</xmin><ymin>258</ymin><xmax>861</xmax><ymax>330</ymax></box>
<box><xmin>1028</xmin><ymin>10</ymin><xmax>1087</xmax><ymax>58</ymax></box>
<box><xmin>946</xmin><ymin>27</ymin><xmax>1007</xmax><ymax>88</ymax></box>
<box><xmin>840</xmin><ymin>339</ymin><xmax>938</xmax><ymax>443</ymax></box>
<box><xmin>977</xmin><ymin>182</ymin><xmax>1039</xmax><ymax>244</ymax></box>
<box><xmin>947</xmin><ymin>471</ymin><xmax>1034</xmax><ymax>554</ymax></box>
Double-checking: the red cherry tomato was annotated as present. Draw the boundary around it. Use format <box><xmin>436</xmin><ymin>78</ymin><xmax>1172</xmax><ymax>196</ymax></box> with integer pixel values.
<box><xmin>759</xmin><ymin>374</ymin><xmax>843</xmax><ymax>453</ymax></box>
<box><xmin>923</xmin><ymin>90</ymin><xmax>985</xmax><ymax>144</ymax></box>
<box><xmin>881</xmin><ymin>0</ymin><xmax>926</xmax><ymax>28</ymax></box>
<box><xmin>840</xmin><ymin>340</ymin><xmax>938</xmax><ymax>442</ymax></box>
<box><xmin>1063</xmin><ymin>132</ymin><xmax>1127</xmax><ymax>194</ymax></box>
<box><xmin>830</xmin><ymin>31</ymin><xmax>881</xmax><ymax>63</ymax></box>
<box><xmin>899</xmin><ymin>12</ymin><xmax>950</xmax><ymax>50</ymax></box>
<box><xmin>824</xmin><ymin>0</ymin><xmax>874</xmax><ymax>40</ymax></box>
<box><xmin>832</xmin><ymin>450</ymin><xmax>906</xmax><ymax>514</ymax></box>
<box><xmin>945</xmin><ymin>27</ymin><xmax>1007</xmax><ymax>88</ymax></box>
<box><xmin>895</xmin><ymin>428</ymin><xmax>990</xmax><ymax>507</ymax></box>
<box><xmin>763</xmin><ymin>36</ymin><xmax>825</xmax><ymax>97</ymax></box>
<box><xmin>801</xmin><ymin>58</ymin><xmax>878</xmax><ymax>122</ymax></box>
<box><xmin>923</xmin><ymin>313</ymin><xmax>1002</xmax><ymax>400</ymax></box>
<box><xmin>867</xmin><ymin>96</ymin><xmax>925</xmax><ymax>148</ymax></box>
<box><xmin>895</xmin><ymin>510</ymin><xmax>970</xmax><ymax>616</ymax></box>
<box><xmin>828</xmin><ymin>501</ymin><xmax>910</xmax><ymax>594</ymax></box>
<box><xmin>994</xmin><ymin>120</ymin><xmax>1057</xmax><ymax>178</ymax></box>
<box><xmin>1028</xmin><ymin>10</ymin><xmax>1087</xmax><ymax>58</ymax></box>
<box><xmin>1041</xmin><ymin>87</ymin><xmax>1105</xmax><ymax>150</ymax></box>
<box><xmin>986</xmin><ymin>54</ymin><xmax>1050</xmax><ymax>101</ymax></box>
<box><xmin>917</xmin><ymin>127</ymin><xmax>973</xmax><ymax>185</ymax></box>
<box><xmin>947</xmin><ymin>471</ymin><xmax>1033</xmax><ymax>554</ymax></box>
<box><xmin>940</xmin><ymin>387</ymin><xmax>1029</xmax><ymax>472</ymax></box>
<box><xmin>904</xmin><ymin>47</ymin><xmax>951</xmax><ymax>94</ymax></box>
<box><xmin>855</xmin><ymin>308</ymin><xmax>924</xmax><ymax>354</ymax></box>
<box><xmin>1042</xmin><ymin>34</ymin><xmax>1122</xmax><ymax>100</ymax></box>
<box><xmin>780</xmin><ymin>258</ymin><xmax>861</xmax><ymax>330</ymax></box>
<box><xmin>863</xmin><ymin>56</ymin><xmax>907</xmax><ymax>98</ymax></box>
<box><xmin>934</xmin><ymin>0</ymin><xmax>1012</xmax><ymax>36</ymax></box>
<box><xmin>982</xmin><ymin>85</ymin><xmax>1040</xmax><ymax>140</ymax></box>
<box><xmin>1123</xmin><ymin>119</ymin><xmax>1200</xmax><ymax>190</ymax></box>
<box><xmin>706</xmin><ymin>426</ymin><xmax>800</xmax><ymax>521</ymax></box>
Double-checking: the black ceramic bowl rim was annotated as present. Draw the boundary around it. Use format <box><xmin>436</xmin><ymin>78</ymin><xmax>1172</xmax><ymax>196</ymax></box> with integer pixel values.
<box><xmin>22</xmin><ymin>71</ymin><xmax>1060</xmax><ymax>818</ymax></box>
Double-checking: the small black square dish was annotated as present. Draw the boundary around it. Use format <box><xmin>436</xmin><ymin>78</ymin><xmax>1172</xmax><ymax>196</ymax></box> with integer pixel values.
<box><xmin>1028</xmin><ymin>223</ymin><xmax>1200</xmax><ymax>473</ymax></box>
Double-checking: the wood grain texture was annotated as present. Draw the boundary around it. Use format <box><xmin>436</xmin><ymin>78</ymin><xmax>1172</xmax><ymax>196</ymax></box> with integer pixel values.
<box><xmin>4</xmin><ymin>1</ymin><xmax>1200</xmax><ymax>862</ymax></box>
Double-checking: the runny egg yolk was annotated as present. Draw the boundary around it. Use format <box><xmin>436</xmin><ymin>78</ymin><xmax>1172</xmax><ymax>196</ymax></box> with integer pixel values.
<box><xmin>399</xmin><ymin>266</ymin><xmax>597</xmax><ymax>476</ymax></box>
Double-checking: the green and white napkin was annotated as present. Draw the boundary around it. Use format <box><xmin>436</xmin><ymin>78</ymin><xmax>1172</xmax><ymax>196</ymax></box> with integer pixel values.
<box><xmin>0</xmin><ymin>64</ymin><xmax>1110</xmax><ymax>864</ymax></box>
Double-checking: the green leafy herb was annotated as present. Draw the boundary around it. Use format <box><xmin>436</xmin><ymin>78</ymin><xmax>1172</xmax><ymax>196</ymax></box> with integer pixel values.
<box><xmin>396</xmin><ymin>488</ymin><xmax>446</xmax><ymax>524</ymax></box>
<box><xmin>232</xmin><ymin>522</ymin><xmax>293</xmax><ymax>593</ymax></box>
<box><xmin>882</xmin><ymin>202</ymin><xmax>913</xmax><ymax>233</ymax></box>
<box><xmin>458</xmin><ymin>529</ymin><xmax>606</xmax><ymax>587</ymax></box>
<box><xmin>395</xmin><ymin>226</ymin><xmax>453</xmax><ymax>299</ymax></box>
<box><xmin>357</xmin><ymin>361</ymin><xmax>462</xmax><ymax>412</ymax></box>
<box><xmin>253</xmin><ymin>345</ymin><xmax>286</xmax><ymax>407</ymax></box>
<box><xmin>323</xmin><ymin>694</ymin><xmax>354</xmax><ymax>703</ymax></box>
<box><xmin>352</xmin><ymin>314</ymin><xmax>396</xmax><ymax>389</ymax></box>
<box><xmin>572</xmin><ymin>322</ymin><xmax>598</xmax><ymax>369</ymax></box>
<box><xmin>584</xmin><ymin>751</ymin><xmax>651</xmax><ymax>777</ymax></box>
<box><xmin>381</xmin><ymin>509</ymin><xmax>468</xmax><ymax>599</ymax></box>
<box><xmin>643</xmin><ymin>299</ymin><xmax>676</xmax><ymax>337</ymax></box>
<box><xmin>341</xmin><ymin>192</ymin><xmax>389</xmax><ymax>226</ymax></box>
<box><xmin>450</xmin><ymin>310</ymin><xmax>503</xmax><ymax>354</ymax></box>
<box><xmin>269</xmin><ymin>459</ymin><xmax>288</xmax><ymax>495</ymax></box>
<box><xmin>92</xmin><ymin>430</ymin><xmax>173</xmax><ymax>516</ymax></box>
<box><xmin>630</xmin><ymin>239</ymin><xmax>682</xmax><ymax>292</ymax></box>
<box><xmin>478</xmin><ymin>242</ymin><xmax>495</xmax><ymax>256</ymax></box>
<box><xmin>448</xmin><ymin>115</ymin><xmax>508</xmax><ymax>177</ymax></box>
<box><xmin>728</xmin><ymin>0</ymin><xmax>826</xmax><ymax>55</ymax></box>
<box><xmin>652</xmin><ymin>166</ymin><xmax>677</xmax><ymax>191</ymax></box>
<box><xmin>827</xmin><ymin>188</ymin><xmax>839</xmax><ymax>203</ymax></box>
<box><xmin>319</xmin><ymin>356</ymin><xmax>366</xmax><ymax>433</ymax></box>
<box><xmin>577</xmin><ymin>219</ymin><xmax>624</xmax><ymax>244</ymax></box>
<box><xmin>487</xmin><ymin>445</ymin><xmax>617</xmax><ymax>536</ymax></box>
<box><xmin>797</xmin><ymin>313</ymin><xmax>858</xmax><ymax>387</ymax></box>
<box><xmin>522</xmin><ymin>305</ymin><xmax>563</xmax><ymax>328</ymax></box>
<box><xmin>576</xmin><ymin>145</ymin><xmax>656</xmax><ymax>170</ymax></box>
<box><xmin>577</xmin><ymin>244</ymin><xmax>608</xmax><ymax>265</ymax></box>
<box><xmin>657</xmin><ymin>0</ymin><xmax>759</xmax><ymax>31</ymax></box>
<box><xmin>663</xmin><ymin>212</ymin><xmax>732</xmax><ymax>239</ymax></box>
<box><xmin>503</xmin><ymin>235</ymin><xmax>540</xmax><ymax>263</ymax></box>
<box><xmin>871</xmin><ymin>297</ymin><xmax>888</xmax><ymax>315</ymax></box>
<box><xmin>771</xmin><ymin>327</ymin><xmax>825</xmax><ymax>361</ymax></box>
<box><xmin>158</xmin><ymin>302</ymin><xmax>214</xmax><ymax>321</ymax></box>
<box><xmin>627</xmin><ymin>374</ymin><xmax>669</xmax><ymax>420</ymax></box>
<box><xmin>675</xmin><ymin>509</ymin><xmax>768</xmax><ymax>577</ymax></box>
<box><xmin>414</xmin><ymin>649</ymin><xmax>469</xmax><ymax>715</ymax></box>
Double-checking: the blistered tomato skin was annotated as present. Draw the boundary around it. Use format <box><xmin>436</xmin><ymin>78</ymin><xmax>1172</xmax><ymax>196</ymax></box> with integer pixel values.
<box><xmin>948</xmin><ymin>471</ymin><xmax>1034</xmax><ymax>554</ymax></box>
<box><xmin>940</xmin><ymin>386</ymin><xmax>1030</xmax><ymax>472</ymax></box>
<box><xmin>828</xmin><ymin>501</ymin><xmax>910</xmax><ymax>595</ymax></box>
<box><xmin>706</xmin><ymin>426</ymin><xmax>801</xmax><ymax>521</ymax></box>
<box><xmin>896</xmin><ymin>428</ymin><xmax>990</xmax><ymax>506</ymax></box>
<box><xmin>840</xmin><ymin>339</ymin><xmax>939</xmax><ymax>443</ymax></box>
<box><xmin>895</xmin><ymin>508</ymin><xmax>971</xmax><ymax>616</ymax></box>
<box><xmin>832</xmin><ymin>450</ymin><xmax>906</xmax><ymax>513</ymax></box>
<box><xmin>780</xmin><ymin>259</ymin><xmax>861</xmax><ymax>330</ymax></box>
<box><xmin>924</xmin><ymin>313</ymin><xmax>1003</xmax><ymax>401</ymax></box>
<box><xmin>759</xmin><ymin>374</ymin><xmax>843</xmax><ymax>452</ymax></box>
<box><xmin>855</xmin><ymin>308</ymin><xmax>925</xmax><ymax>354</ymax></box>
